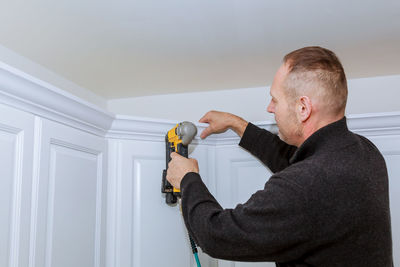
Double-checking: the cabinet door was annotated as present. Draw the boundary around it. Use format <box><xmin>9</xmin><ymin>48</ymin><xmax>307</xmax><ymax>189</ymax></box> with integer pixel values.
<box><xmin>31</xmin><ymin>118</ymin><xmax>107</xmax><ymax>267</ymax></box>
<box><xmin>0</xmin><ymin>103</ymin><xmax>34</xmax><ymax>267</ymax></box>
<box><xmin>108</xmin><ymin>139</ymin><xmax>214</xmax><ymax>267</ymax></box>
<box><xmin>369</xmin><ymin>135</ymin><xmax>400</xmax><ymax>265</ymax></box>
<box><xmin>215</xmin><ymin>145</ymin><xmax>276</xmax><ymax>267</ymax></box>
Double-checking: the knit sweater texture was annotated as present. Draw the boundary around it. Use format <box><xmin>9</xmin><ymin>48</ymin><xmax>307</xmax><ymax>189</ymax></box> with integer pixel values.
<box><xmin>180</xmin><ymin>117</ymin><xmax>393</xmax><ymax>266</ymax></box>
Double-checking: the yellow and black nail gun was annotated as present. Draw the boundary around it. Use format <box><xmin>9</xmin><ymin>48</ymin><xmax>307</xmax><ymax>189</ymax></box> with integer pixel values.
<box><xmin>161</xmin><ymin>121</ymin><xmax>202</xmax><ymax>267</ymax></box>
<box><xmin>162</xmin><ymin>121</ymin><xmax>198</xmax><ymax>204</ymax></box>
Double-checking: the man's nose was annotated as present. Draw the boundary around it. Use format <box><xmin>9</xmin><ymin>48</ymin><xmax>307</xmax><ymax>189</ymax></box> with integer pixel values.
<box><xmin>267</xmin><ymin>102</ymin><xmax>274</xmax><ymax>113</ymax></box>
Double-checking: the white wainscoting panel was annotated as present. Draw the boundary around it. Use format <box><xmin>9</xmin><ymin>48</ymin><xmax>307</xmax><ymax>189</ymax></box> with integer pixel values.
<box><xmin>0</xmin><ymin>103</ymin><xmax>34</xmax><ymax>267</ymax></box>
<box><xmin>215</xmin><ymin>145</ymin><xmax>275</xmax><ymax>267</ymax></box>
<box><xmin>368</xmin><ymin>135</ymin><xmax>400</xmax><ymax>266</ymax></box>
<box><xmin>30</xmin><ymin>118</ymin><xmax>107</xmax><ymax>267</ymax></box>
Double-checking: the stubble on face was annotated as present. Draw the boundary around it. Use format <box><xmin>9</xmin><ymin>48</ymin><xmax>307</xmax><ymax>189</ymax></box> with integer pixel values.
<box><xmin>273</xmin><ymin>64</ymin><xmax>303</xmax><ymax>145</ymax></box>
<box><xmin>276</xmin><ymin>104</ymin><xmax>300</xmax><ymax>144</ymax></box>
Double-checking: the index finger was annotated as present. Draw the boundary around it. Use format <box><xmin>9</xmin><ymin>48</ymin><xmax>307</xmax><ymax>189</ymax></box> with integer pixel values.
<box><xmin>200</xmin><ymin>127</ymin><xmax>212</xmax><ymax>139</ymax></box>
<box><xmin>199</xmin><ymin>111</ymin><xmax>212</xmax><ymax>123</ymax></box>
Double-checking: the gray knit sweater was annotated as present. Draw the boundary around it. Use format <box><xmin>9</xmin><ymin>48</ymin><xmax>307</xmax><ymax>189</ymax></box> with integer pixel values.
<box><xmin>180</xmin><ymin>117</ymin><xmax>393</xmax><ymax>266</ymax></box>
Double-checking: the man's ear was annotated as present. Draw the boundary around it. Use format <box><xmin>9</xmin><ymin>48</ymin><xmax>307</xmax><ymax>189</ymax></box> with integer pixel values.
<box><xmin>297</xmin><ymin>96</ymin><xmax>312</xmax><ymax>122</ymax></box>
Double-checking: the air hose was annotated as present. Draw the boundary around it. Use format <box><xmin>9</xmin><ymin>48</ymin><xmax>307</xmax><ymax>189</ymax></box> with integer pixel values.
<box><xmin>189</xmin><ymin>234</ymin><xmax>201</xmax><ymax>267</ymax></box>
<box><xmin>179</xmin><ymin>199</ymin><xmax>202</xmax><ymax>267</ymax></box>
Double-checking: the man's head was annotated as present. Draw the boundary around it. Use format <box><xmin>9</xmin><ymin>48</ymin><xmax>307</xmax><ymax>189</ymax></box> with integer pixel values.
<box><xmin>267</xmin><ymin>46</ymin><xmax>348</xmax><ymax>146</ymax></box>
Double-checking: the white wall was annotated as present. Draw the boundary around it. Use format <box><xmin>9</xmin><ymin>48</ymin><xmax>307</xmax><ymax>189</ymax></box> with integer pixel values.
<box><xmin>107</xmin><ymin>75</ymin><xmax>400</xmax><ymax>122</ymax></box>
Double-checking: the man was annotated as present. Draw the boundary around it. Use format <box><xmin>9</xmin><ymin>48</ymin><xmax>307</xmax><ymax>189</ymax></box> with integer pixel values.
<box><xmin>166</xmin><ymin>46</ymin><xmax>393</xmax><ymax>266</ymax></box>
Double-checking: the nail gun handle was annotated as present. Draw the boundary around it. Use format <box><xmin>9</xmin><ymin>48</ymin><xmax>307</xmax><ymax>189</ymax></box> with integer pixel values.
<box><xmin>162</xmin><ymin>140</ymin><xmax>189</xmax><ymax>204</ymax></box>
<box><xmin>176</xmin><ymin>143</ymin><xmax>189</xmax><ymax>158</ymax></box>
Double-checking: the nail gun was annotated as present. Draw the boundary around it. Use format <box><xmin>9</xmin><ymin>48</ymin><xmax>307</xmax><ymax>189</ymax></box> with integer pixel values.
<box><xmin>161</xmin><ymin>121</ymin><xmax>198</xmax><ymax>204</ymax></box>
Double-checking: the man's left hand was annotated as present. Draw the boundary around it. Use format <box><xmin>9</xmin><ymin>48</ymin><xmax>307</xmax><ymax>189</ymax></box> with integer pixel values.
<box><xmin>166</xmin><ymin>152</ymin><xmax>199</xmax><ymax>189</ymax></box>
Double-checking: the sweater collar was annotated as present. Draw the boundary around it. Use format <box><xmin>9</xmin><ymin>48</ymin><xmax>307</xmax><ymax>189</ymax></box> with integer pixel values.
<box><xmin>289</xmin><ymin>116</ymin><xmax>349</xmax><ymax>164</ymax></box>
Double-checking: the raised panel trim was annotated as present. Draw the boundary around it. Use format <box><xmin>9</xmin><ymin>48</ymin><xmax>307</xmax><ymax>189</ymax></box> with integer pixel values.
<box><xmin>29</xmin><ymin>117</ymin><xmax>42</xmax><ymax>267</ymax></box>
<box><xmin>50</xmin><ymin>138</ymin><xmax>103</xmax><ymax>156</ymax></box>
<box><xmin>45</xmin><ymin>141</ymin><xmax>103</xmax><ymax>267</ymax></box>
<box><xmin>131</xmin><ymin>156</ymin><xmax>163</xmax><ymax>267</ymax></box>
<box><xmin>94</xmin><ymin>152</ymin><xmax>104</xmax><ymax>267</ymax></box>
<box><xmin>230</xmin><ymin>160</ymin><xmax>262</xmax><ymax>207</ymax></box>
<box><xmin>106</xmin><ymin>141</ymin><xmax>121</xmax><ymax>267</ymax></box>
<box><xmin>0</xmin><ymin>122</ymin><xmax>22</xmax><ymax>135</ymax></box>
<box><xmin>2</xmin><ymin>129</ymin><xmax>25</xmax><ymax>267</ymax></box>
<box><xmin>30</xmin><ymin>128</ymin><xmax>104</xmax><ymax>267</ymax></box>
<box><xmin>44</xmin><ymin>146</ymin><xmax>57</xmax><ymax>267</ymax></box>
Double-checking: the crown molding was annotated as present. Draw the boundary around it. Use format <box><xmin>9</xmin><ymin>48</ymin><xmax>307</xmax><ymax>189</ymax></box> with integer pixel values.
<box><xmin>0</xmin><ymin>62</ymin><xmax>114</xmax><ymax>136</ymax></box>
<box><xmin>106</xmin><ymin>115</ymin><xmax>223</xmax><ymax>145</ymax></box>
<box><xmin>0</xmin><ymin>61</ymin><xmax>399</xmax><ymax>142</ymax></box>
<box><xmin>347</xmin><ymin>112</ymin><xmax>400</xmax><ymax>136</ymax></box>
<box><xmin>107</xmin><ymin>113</ymin><xmax>400</xmax><ymax>145</ymax></box>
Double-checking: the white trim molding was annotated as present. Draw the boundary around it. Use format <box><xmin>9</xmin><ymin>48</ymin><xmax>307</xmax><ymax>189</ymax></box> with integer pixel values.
<box><xmin>106</xmin><ymin>113</ymin><xmax>400</xmax><ymax>145</ymax></box>
<box><xmin>0</xmin><ymin>63</ymin><xmax>114</xmax><ymax>137</ymax></box>
<box><xmin>106</xmin><ymin>115</ymin><xmax>224</xmax><ymax>145</ymax></box>
<box><xmin>347</xmin><ymin>112</ymin><xmax>400</xmax><ymax>136</ymax></box>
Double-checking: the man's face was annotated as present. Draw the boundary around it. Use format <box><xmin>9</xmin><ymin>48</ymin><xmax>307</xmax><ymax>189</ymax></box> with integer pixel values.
<box><xmin>267</xmin><ymin>64</ymin><xmax>301</xmax><ymax>145</ymax></box>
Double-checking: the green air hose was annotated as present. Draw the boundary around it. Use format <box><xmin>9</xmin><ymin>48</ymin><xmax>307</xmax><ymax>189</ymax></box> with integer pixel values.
<box><xmin>179</xmin><ymin>200</ymin><xmax>202</xmax><ymax>267</ymax></box>
<box><xmin>189</xmin><ymin>234</ymin><xmax>201</xmax><ymax>267</ymax></box>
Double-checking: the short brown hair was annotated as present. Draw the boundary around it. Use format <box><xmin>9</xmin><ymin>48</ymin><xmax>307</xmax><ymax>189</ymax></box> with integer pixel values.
<box><xmin>283</xmin><ymin>46</ymin><xmax>348</xmax><ymax>115</ymax></box>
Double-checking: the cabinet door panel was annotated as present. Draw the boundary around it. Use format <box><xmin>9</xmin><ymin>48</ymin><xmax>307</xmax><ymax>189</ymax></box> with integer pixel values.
<box><xmin>32</xmin><ymin>118</ymin><xmax>107</xmax><ymax>267</ymax></box>
<box><xmin>109</xmin><ymin>139</ymin><xmax>213</xmax><ymax>267</ymax></box>
<box><xmin>0</xmin><ymin>103</ymin><xmax>34</xmax><ymax>267</ymax></box>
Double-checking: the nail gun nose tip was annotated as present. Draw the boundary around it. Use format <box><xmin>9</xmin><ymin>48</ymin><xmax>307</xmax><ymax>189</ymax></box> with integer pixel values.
<box><xmin>179</xmin><ymin>122</ymin><xmax>198</xmax><ymax>145</ymax></box>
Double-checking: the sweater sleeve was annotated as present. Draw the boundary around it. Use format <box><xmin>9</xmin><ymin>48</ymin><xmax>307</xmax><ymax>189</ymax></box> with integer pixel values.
<box><xmin>239</xmin><ymin>123</ymin><xmax>297</xmax><ymax>173</ymax></box>
<box><xmin>180</xmin><ymin>172</ymin><xmax>312</xmax><ymax>263</ymax></box>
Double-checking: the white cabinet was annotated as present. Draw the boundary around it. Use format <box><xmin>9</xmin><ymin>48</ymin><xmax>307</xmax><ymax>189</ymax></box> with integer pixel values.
<box><xmin>30</xmin><ymin>118</ymin><xmax>108</xmax><ymax>267</ymax></box>
<box><xmin>0</xmin><ymin>103</ymin><xmax>34</xmax><ymax>267</ymax></box>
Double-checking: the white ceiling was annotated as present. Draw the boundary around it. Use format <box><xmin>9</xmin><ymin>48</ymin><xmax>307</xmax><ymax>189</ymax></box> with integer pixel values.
<box><xmin>0</xmin><ymin>0</ymin><xmax>399</xmax><ymax>99</ymax></box>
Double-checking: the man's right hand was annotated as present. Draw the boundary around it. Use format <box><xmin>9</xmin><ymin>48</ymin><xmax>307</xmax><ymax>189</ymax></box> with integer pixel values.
<box><xmin>199</xmin><ymin>110</ymin><xmax>248</xmax><ymax>139</ymax></box>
